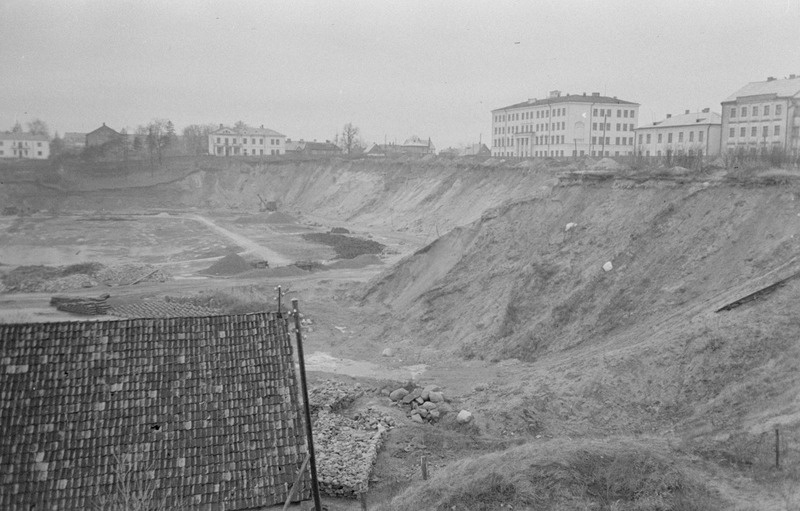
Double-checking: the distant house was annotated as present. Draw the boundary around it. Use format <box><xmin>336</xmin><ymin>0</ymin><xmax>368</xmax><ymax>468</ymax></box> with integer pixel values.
<box><xmin>720</xmin><ymin>75</ymin><xmax>800</xmax><ymax>157</ymax></box>
<box><xmin>401</xmin><ymin>135</ymin><xmax>436</xmax><ymax>154</ymax></box>
<box><xmin>285</xmin><ymin>139</ymin><xmax>342</xmax><ymax>156</ymax></box>
<box><xmin>209</xmin><ymin>124</ymin><xmax>286</xmax><ymax>156</ymax></box>
<box><xmin>460</xmin><ymin>143</ymin><xmax>491</xmax><ymax>156</ymax></box>
<box><xmin>0</xmin><ymin>132</ymin><xmax>50</xmax><ymax>159</ymax></box>
<box><xmin>86</xmin><ymin>123</ymin><xmax>124</xmax><ymax>147</ymax></box>
<box><xmin>364</xmin><ymin>136</ymin><xmax>436</xmax><ymax>157</ymax></box>
<box><xmin>0</xmin><ymin>312</ymin><xmax>312</xmax><ymax>509</ymax></box>
<box><xmin>634</xmin><ymin>109</ymin><xmax>722</xmax><ymax>158</ymax></box>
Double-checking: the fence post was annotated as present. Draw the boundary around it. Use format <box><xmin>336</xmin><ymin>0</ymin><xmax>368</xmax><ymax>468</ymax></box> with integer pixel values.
<box><xmin>421</xmin><ymin>455</ymin><xmax>428</xmax><ymax>480</ymax></box>
<box><xmin>775</xmin><ymin>427</ymin><xmax>780</xmax><ymax>469</ymax></box>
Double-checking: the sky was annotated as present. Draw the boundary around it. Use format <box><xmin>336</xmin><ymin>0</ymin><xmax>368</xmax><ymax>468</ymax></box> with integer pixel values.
<box><xmin>1</xmin><ymin>0</ymin><xmax>799</xmax><ymax>150</ymax></box>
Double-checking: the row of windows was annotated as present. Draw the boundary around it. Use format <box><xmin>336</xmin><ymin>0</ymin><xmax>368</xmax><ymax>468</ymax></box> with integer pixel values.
<box><xmin>0</xmin><ymin>141</ymin><xmax>44</xmax><ymax>147</ymax></box>
<box><xmin>494</xmin><ymin>121</ymin><xmax>635</xmax><ymax>135</ymax></box>
<box><xmin>728</xmin><ymin>125</ymin><xmax>782</xmax><ymax>138</ymax></box>
<box><xmin>638</xmin><ymin>130</ymin><xmax>706</xmax><ymax>145</ymax></box>
<box><xmin>214</xmin><ymin>136</ymin><xmax>281</xmax><ymax>145</ymax></box>
<box><xmin>592</xmin><ymin>123</ymin><xmax>635</xmax><ymax>132</ymax></box>
<box><xmin>593</xmin><ymin>108</ymin><xmax>636</xmax><ymax>118</ymax></box>
<box><xmin>729</xmin><ymin>103</ymin><xmax>783</xmax><ymax>118</ymax></box>
<box><xmin>0</xmin><ymin>149</ymin><xmax>44</xmax><ymax>156</ymax></box>
<box><xmin>494</xmin><ymin>136</ymin><xmax>634</xmax><ymax>147</ymax></box>
<box><xmin>492</xmin><ymin>149</ymin><xmax>634</xmax><ymax>157</ymax></box>
<box><xmin>495</xmin><ymin>107</ymin><xmax>637</xmax><ymax>124</ymax></box>
<box><xmin>214</xmin><ymin>147</ymin><xmax>282</xmax><ymax>155</ymax></box>
<box><xmin>641</xmin><ymin>149</ymin><xmax>705</xmax><ymax>158</ymax></box>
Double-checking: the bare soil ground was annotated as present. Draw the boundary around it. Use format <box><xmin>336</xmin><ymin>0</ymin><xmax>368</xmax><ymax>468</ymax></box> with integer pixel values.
<box><xmin>3</xmin><ymin>157</ymin><xmax>800</xmax><ymax>509</ymax></box>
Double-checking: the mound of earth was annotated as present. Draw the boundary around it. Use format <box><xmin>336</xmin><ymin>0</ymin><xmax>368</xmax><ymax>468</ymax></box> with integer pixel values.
<box><xmin>202</xmin><ymin>253</ymin><xmax>252</xmax><ymax>276</ymax></box>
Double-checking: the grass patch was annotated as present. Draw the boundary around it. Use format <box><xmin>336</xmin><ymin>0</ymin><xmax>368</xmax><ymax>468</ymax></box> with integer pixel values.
<box><xmin>301</xmin><ymin>232</ymin><xmax>385</xmax><ymax>259</ymax></box>
<box><xmin>376</xmin><ymin>439</ymin><xmax>723</xmax><ymax>511</ymax></box>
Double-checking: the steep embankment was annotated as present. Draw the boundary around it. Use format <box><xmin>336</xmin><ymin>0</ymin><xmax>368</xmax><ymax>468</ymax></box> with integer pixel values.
<box><xmin>0</xmin><ymin>157</ymin><xmax>557</xmax><ymax>236</ymax></box>
<box><xmin>364</xmin><ymin>177</ymin><xmax>800</xmax><ymax>440</ymax></box>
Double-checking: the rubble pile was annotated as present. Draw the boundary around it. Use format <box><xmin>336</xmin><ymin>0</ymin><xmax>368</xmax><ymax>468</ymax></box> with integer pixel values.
<box><xmin>388</xmin><ymin>384</ymin><xmax>449</xmax><ymax>424</ymax></box>
<box><xmin>309</xmin><ymin>379</ymin><xmax>364</xmax><ymax>414</ymax></box>
<box><xmin>314</xmin><ymin>408</ymin><xmax>395</xmax><ymax>498</ymax></box>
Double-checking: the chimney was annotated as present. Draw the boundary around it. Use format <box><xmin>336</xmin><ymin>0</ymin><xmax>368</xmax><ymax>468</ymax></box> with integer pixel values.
<box><xmin>685</xmin><ymin>109</ymin><xmax>690</xmax><ymax>114</ymax></box>
<box><xmin>702</xmin><ymin>107</ymin><xmax>710</xmax><ymax>113</ymax></box>
<box><xmin>592</xmin><ymin>92</ymin><xmax>600</xmax><ymax>97</ymax></box>
<box><xmin>219</xmin><ymin>123</ymin><xmax>223</xmax><ymax>128</ymax></box>
<box><xmin>549</xmin><ymin>90</ymin><xmax>561</xmax><ymax>98</ymax></box>
<box><xmin>582</xmin><ymin>92</ymin><xmax>586</xmax><ymax>96</ymax></box>
<box><xmin>767</xmin><ymin>76</ymin><xmax>776</xmax><ymax>81</ymax></box>
<box><xmin>666</xmin><ymin>114</ymin><xmax>672</xmax><ymax>118</ymax></box>
<box><xmin>791</xmin><ymin>74</ymin><xmax>797</xmax><ymax>79</ymax></box>
<box><xmin>260</xmin><ymin>124</ymin><xmax>264</xmax><ymax>129</ymax></box>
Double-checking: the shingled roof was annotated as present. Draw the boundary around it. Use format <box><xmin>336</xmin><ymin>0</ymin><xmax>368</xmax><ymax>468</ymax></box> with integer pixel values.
<box><xmin>0</xmin><ymin>312</ymin><xmax>311</xmax><ymax>510</ymax></box>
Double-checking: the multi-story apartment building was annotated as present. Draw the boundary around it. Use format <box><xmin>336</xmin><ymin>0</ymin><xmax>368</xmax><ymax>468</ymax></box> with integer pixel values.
<box><xmin>208</xmin><ymin>124</ymin><xmax>285</xmax><ymax>156</ymax></box>
<box><xmin>491</xmin><ymin>91</ymin><xmax>639</xmax><ymax>158</ymax></box>
<box><xmin>0</xmin><ymin>132</ymin><xmax>50</xmax><ymax>159</ymax></box>
<box><xmin>721</xmin><ymin>75</ymin><xmax>800</xmax><ymax>157</ymax></box>
<box><xmin>634</xmin><ymin>109</ymin><xmax>722</xmax><ymax>158</ymax></box>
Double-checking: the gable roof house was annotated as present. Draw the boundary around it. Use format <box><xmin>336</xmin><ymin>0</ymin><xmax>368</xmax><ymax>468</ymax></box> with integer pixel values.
<box><xmin>0</xmin><ymin>132</ymin><xmax>50</xmax><ymax>160</ymax></box>
<box><xmin>0</xmin><ymin>312</ymin><xmax>312</xmax><ymax>510</ymax></box>
<box><xmin>209</xmin><ymin>125</ymin><xmax>286</xmax><ymax>156</ymax></box>
<box><xmin>85</xmin><ymin>123</ymin><xmax>124</xmax><ymax>148</ymax></box>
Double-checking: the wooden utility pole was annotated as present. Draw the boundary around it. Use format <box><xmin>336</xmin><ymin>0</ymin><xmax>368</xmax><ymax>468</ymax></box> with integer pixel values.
<box><xmin>292</xmin><ymin>299</ymin><xmax>322</xmax><ymax>511</ymax></box>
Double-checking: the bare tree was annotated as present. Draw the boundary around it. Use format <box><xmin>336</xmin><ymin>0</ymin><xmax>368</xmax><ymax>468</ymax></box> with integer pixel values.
<box><xmin>27</xmin><ymin>118</ymin><xmax>49</xmax><ymax>137</ymax></box>
<box><xmin>340</xmin><ymin>123</ymin><xmax>361</xmax><ymax>155</ymax></box>
<box><xmin>11</xmin><ymin>121</ymin><xmax>22</xmax><ymax>133</ymax></box>
<box><xmin>234</xmin><ymin>120</ymin><xmax>247</xmax><ymax>131</ymax></box>
<box><xmin>183</xmin><ymin>124</ymin><xmax>216</xmax><ymax>155</ymax></box>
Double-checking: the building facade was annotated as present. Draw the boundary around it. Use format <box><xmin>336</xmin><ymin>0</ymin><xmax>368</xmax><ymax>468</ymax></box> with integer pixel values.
<box><xmin>208</xmin><ymin>125</ymin><xmax>286</xmax><ymax>156</ymax></box>
<box><xmin>721</xmin><ymin>75</ymin><xmax>800</xmax><ymax>157</ymax></box>
<box><xmin>491</xmin><ymin>91</ymin><xmax>639</xmax><ymax>158</ymax></box>
<box><xmin>634</xmin><ymin>109</ymin><xmax>722</xmax><ymax>158</ymax></box>
<box><xmin>0</xmin><ymin>132</ymin><xmax>50</xmax><ymax>159</ymax></box>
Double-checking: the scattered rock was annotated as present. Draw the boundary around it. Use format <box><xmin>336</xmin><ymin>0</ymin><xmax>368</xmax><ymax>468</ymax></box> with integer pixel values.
<box><xmin>381</xmin><ymin>348</ymin><xmax>395</xmax><ymax>357</ymax></box>
<box><xmin>428</xmin><ymin>391</ymin><xmax>444</xmax><ymax>403</ymax></box>
<box><xmin>389</xmin><ymin>388</ymin><xmax>409</xmax><ymax>402</ymax></box>
<box><xmin>401</xmin><ymin>388</ymin><xmax>422</xmax><ymax>404</ymax></box>
<box><xmin>565</xmin><ymin>222</ymin><xmax>577</xmax><ymax>231</ymax></box>
<box><xmin>456</xmin><ymin>410</ymin><xmax>473</xmax><ymax>424</ymax></box>
<box><xmin>602</xmin><ymin>261</ymin><xmax>613</xmax><ymax>272</ymax></box>
<box><xmin>411</xmin><ymin>414</ymin><xmax>424</xmax><ymax>424</ymax></box>
<box><xmin>420</xmin><ymin>401</ymin><xmax>437</xmax><ymax>411</ymax></box>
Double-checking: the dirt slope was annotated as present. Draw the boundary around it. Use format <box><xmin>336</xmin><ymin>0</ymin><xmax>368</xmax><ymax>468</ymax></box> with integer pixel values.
<box><xmin>362</xmin><ymin>176</ymin><xmax>800</xmax><ymax>440</ymax></box>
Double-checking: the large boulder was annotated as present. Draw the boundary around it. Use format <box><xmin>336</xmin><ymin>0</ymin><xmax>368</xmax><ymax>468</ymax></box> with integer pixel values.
<box><xmin>456</xmin><ymin>410</ymin><xmax>473</xmax><ymax>424</ymax></box>
<box><xmin>389</xmin><ymin>388</ymin><xmax>409</xmax><ymax>402</ymax></box>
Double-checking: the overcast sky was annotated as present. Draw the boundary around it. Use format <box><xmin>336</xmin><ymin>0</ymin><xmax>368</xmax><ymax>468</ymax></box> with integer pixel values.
<box><xmin>1</xmin><ymin>0</ymin><xmax>799</xmax><ymax>149</ymax></box>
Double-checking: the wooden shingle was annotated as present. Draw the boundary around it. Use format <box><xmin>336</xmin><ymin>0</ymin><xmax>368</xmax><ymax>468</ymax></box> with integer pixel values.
<box><xmin>0</xmin><ymin>312</ymin><xmax>311</xmax><ymax>510</ymax></box>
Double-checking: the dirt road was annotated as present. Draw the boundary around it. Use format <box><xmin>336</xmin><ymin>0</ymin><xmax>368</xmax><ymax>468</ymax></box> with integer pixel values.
<box><xmin>180</xmin><ymin>213</ymin><xmax>293</xmax><ymax>265</ymax></box>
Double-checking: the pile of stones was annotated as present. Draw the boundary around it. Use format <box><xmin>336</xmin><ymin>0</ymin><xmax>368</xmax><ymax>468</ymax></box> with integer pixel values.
<box><xmin>388</xmin><ymin>384</ymin><xmax>447</xmax><ymax>424</ymax></box>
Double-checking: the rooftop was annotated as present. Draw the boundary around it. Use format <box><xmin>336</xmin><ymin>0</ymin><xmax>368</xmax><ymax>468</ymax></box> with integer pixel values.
<box><xmin>0</xmin><ymin>131</ymin><xmax>49</xmax><ymax>141</ymax></box>
<box><xmin>723</xmin><ymin>75</ymin><xmax>800</xmax><ymax>102</ymax></box>
<box><xmin>211</xmin><ymin>125</ymin><xmax>285</xmax><ymax>137</ymax></box>
<box><xmin>493</xmin><ymin>92</ymin><xmax>638</xmax><ymax>112</ymax></box>
<box><xmin>636</xmin><ymin>110</ymin><xmax>722</xmax><ymax>129</ymax></box>
<box><xmin>0</xmin><ymin>312</ymin><xmax>311</xmax><ymax>509</ymax></box>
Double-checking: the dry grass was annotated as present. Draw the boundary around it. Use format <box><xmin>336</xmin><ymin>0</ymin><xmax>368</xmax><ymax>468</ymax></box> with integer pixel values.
<box><xmin>374</xmin><ymin>438</ymin><xmax>723</xmax><ymax>511</ymax></box>
<box><xmin>165</xmin><ymin>284</ymin><xmax>279</xmax><ymax>314</ymax></box>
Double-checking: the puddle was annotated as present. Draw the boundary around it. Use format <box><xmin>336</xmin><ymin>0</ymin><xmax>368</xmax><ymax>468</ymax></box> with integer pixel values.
<box><xmin>304</xmin><ymin>351</ymin><xmax>427</xmax><ymax>381</ymax></box>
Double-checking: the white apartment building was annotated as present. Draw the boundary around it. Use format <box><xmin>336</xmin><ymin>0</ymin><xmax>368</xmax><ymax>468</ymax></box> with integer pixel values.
<box><xmin>721</xmin><ymin>75</ymin><xmax>800</xmax><ymax>157</ymax></box>
<box><xmin>0</xmin><ymin>132</ymin><xmax>50</xmax><ymax>159</ymax></box>
<box><xmin>491</xmin><ymin>91</ymin><xmax>639</xmax><ymax>158</ymax></box>
<box><xmin>208</xmin><ymin>124</ymin><xmax>286</xmax><ymax>156</ymax></box>
<box><xmin>634</xmin><ymin>109</ymin><xmax>722</xmax><ymax>158</ymax></box>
